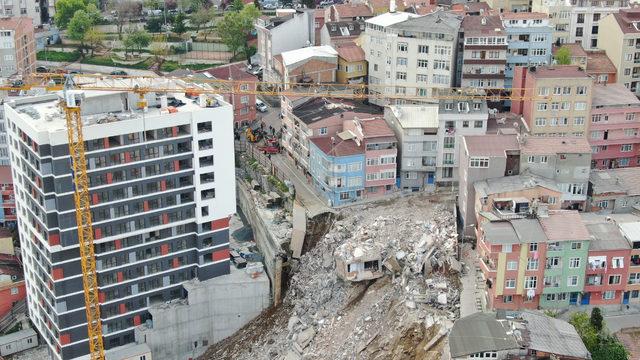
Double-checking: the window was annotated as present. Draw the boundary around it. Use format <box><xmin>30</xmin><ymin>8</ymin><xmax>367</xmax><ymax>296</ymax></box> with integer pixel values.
<box><xmin>596</xmin><ymin>200</ymin><xmax>609</xmax><ymax>208</ymax></box>
<box><xmin>10</xmin><ymin>287</ymin><xmax>18</xmax><ymax>295</ymax></box>
<box><xmin>524</xmin><ymin>276</ymin><xmax>537</xmax><ymax>289</ymax></box>
<box><xmin>535</xmin><ymin>118</ymin><xmax>546</xmax><ymax>127</ymax></box>
<box><xmin>627</xmin><ymin>113</ymin><xmax>636</xmax><ymax>121</ymax></box>
<box><xmin>474</xmin><ymin>121</ymin><xmax>483</xmax><ymax>128</ymax></box>
<box><xmin>527</xmin><ymin>258</ymin><xmax>539</xmax><ymax>271</ymax></box>
<box><xmin>624</xmin><ymin>128</ymin><xmax>637</xmax><ymax>137</ymax></box>
<box><xmin>603</xmin><ymin>290</ymin><xmax>615</xmax><ymax>300</ymax></box>
<box><xmin>416</xmin><ymin>74</ymin><xmax>428</xmax><ymax>83</ymax></box>
<box><xmin>418</xmin><ymin>45</ymin><xmax>428</xmax><ymax>53</ymax></box>
<box><xmin>553</xmin><ymin>86</ymin><xmax>562</xmax><ymax>95</ymax></box>
<box><xmin>591</xmin><ymin>131</ymin><xmax>602</xmax><ymax>139</ymax></box>
<box><xmin>469</xmin><ymin>157</ymin><xmax>489</xmax><ymax>168</ymax></box>
<box><xmin>629</xmin><ymin>273</ymin><xmax>640</xmax><ymax>285</ymax></box>
<box><xmin>507</xmin><ymin>261</ymin><xmax>518</xmax><ymax>270</ymax></box>
<box><xmin>609</xmin><ymin>275</ymin><xmax>622</xmax><ymax>285</ymax></box>
<box><xmin>568</xmin><ymin>275</ymin><xmax>579</xmax><ymax>286</ymax></box>
<box><xmin>396</xmin><ymin>72</ymin><xmax>407</xmax><ymax>80</ymax></box>
<box><xmin>612</xmin><ymin>257</ymin><xmax>624</xmax><ymax>268</ymax></box>
<box><xmin>540</xmin><ymin>156</ymin><xmax>548</xmax><ymax>163</ymax></box>
<box><xmin>622</xmin><ymin>144</ymin><xmax>633</xmax><ymax>152</ymax></box>
<box><xmin>319</xmin><ymin>127</ymin><xmax>328</xmax><ymax>135</ymax></box>
<box><xmin>576</xmin><ymin>86</ymin><xmax>587</xmax><ymax>95</ymax></box>
<box><xmin>397</xmin><ymin>42</ymin><xmax>408</xmax><ymax>52</ymax></box>
<box><xmin>504</xmin><ymin>279</ymin><xmax>516</xmax><ymax>289</ymax></box>
<box><xmin>592</xmin><ymin>114</ymin><xmax>602</xmax><ymax>123</ymax></box>
<box><xmin>417</xmin><ymin>59</ymin><xmax>428</xmax><ymax>68</ymax></box>
<box><xmin>397</xmin><ymin>57</ymin><xmax>407</xmax><ymax>66</ymax></box>
<box><xmin>528</xmin><ymin>156</ymin><xmax>535</xmax><ymax>163</ymax></box>
<box><xmin>537</xmin><ymin>102</ymin><xmax>548</xmax><ymax>111</ymax></box>
<box><xmin>538</xmin><ymin>87</ymin><xmax>549</xmax><ymax>96</ymax></box>
<box><xmin>503</xmin><ymin>295</ymin><xmax>513</xmax><ymax>303</ymax></box>
<box><xmin>443</xmin><ymin>136</ymin><xmax>455</xmax><ymax>149</ymax></box>
<box><xmin>339</xmin><ymin>192</ymin><xmax>350</xmax><ymax>200</ymax></box>
<box><xmin>569</xmin><ymin>257</ymin><xmax>581</xmax><ymax>268</ymax></box>
<box><xmin>348</xmin><ymin>163</ymin><xmax>362</xmax><ymax>172</ymax></box>
<box><xmin>404</xmin><ymin>172</ymin><xmax>417</xmax><ymax>180</ymax></box>
<box><xmin>575</xmin><ymin>102</ymin><xmax>587</xmax><ymax>111</ymax></box>
<box><xmin>571</xmin><ymin>242</ymin><xmax>582</xmax><ymax>250</ymax></box>
<box><xmin>530</xmin><ymin>243</ymin><xmax>538</xmax><ymax>252</ymax></box>
<box><xmin>547</xmin><ymin>257</ymin><xmax>561</xmax><ymax>268</ymax></box>
<box><xmin>433</xmin><ymin>60</ymin><xmax>449</xmax><ymax>70</ymax></box>
<box><xmin>574</xmin><ymin>117</ymin><xmax>585</xmax><ymax>125</ymax></box>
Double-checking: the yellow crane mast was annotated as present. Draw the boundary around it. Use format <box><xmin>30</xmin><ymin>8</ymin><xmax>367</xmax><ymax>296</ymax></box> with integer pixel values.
<box><xmin>0</xmin><ymin>73</ymin><xmax>543</xmax><ymax>360</ymax></box>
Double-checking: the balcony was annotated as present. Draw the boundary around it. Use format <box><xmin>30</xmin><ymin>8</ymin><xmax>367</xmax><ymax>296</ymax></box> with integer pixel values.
<box><xmin>492</xmin><ymin>198</ymin><xmax>530</xmax><ymax>220</ymax></box>
<box><xmin>480</xmin><ymin>257</ymin><xmax>496</xmax><ymax>273</ymax></box>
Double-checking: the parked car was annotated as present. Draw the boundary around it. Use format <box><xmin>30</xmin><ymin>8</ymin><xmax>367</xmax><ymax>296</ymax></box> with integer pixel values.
<box><xmin>110</xmin><ymin>70</ymin><xmax>128</xmax><ymax>76</ymax></box>
<box><xmin>35</xmin><ymin>66</ymin><xmax>49</xmax><ymax>73</ymax></box>
<box><xmin>256</xmin><ymin>99</ymin><xmax>268</xmax><ymax>112</ymax></box>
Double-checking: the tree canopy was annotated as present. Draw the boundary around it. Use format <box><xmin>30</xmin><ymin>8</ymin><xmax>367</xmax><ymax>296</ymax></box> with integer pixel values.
<box><xmin>217</xmin><ymin>4</ymin><xmax>260</xmax><ymax>59</ymax></box>
<box><xmin>590</xmin><ymin>308</ymin><xmax>604</xmax><ymax>332</ymax></box>
<box><xmin>173</xmin><ymin>12</ymin><xmax>187</xmax><ymax>34</ymax></box>
<box><xmin>55</xmin><ymin>0</ymin><xmax>96</xmax><ymax>29</ymax></box>
<box><xmin>570</xmin><ymin>311</ymin><xmax>629</xmax><ymax>360</ymax></box>
<box><xmin>555</xmin><ymin>46</ymin><xmax>572</xmax><ymax>65</ymax></box>
<box><xmin>191</xmin><ymin>7</ymin><xmax>215</xmax><ymax>32</ymax></box>
<box><xmin>124</xmin><ymin>29</ymin><xmax>152</xmax><ymax>55</ymax></box>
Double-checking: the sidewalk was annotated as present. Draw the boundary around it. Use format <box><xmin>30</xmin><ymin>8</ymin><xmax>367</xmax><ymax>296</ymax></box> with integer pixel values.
<box><xmin>459</xmin><ymin>244</ymin><xmax>486</xmax><ymax>317</ymax></box>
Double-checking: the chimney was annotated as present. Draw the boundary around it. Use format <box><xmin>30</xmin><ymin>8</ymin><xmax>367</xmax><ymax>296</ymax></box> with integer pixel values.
<box><xmin>481</xmin><ymin>17</ymin><xmax>487</xmax><ymax>25</ymax></box>
<box><xmin>390</xmin><ymin>0</ymin><xmax>396</xmax><ymax>13</ymax></box>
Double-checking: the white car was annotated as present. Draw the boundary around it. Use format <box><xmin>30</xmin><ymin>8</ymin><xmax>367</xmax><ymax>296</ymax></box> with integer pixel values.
<box><xmin>256</xmin><ymin>99</ymin><xmax>268</xmax><ymax>113</ymax></box>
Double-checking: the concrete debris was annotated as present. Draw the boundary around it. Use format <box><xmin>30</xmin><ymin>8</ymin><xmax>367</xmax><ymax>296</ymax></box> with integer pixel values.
<box><xmin>200</xmin><ymin>193</ymin><xmax>459</xmax><ymax>360</ymax></box>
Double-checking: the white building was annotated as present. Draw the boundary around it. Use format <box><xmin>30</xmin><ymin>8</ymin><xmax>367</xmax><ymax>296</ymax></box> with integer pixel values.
<box><xmin>0</xmin><ymin>0</ymin><xmax>46</xmax><ymax>27</ymax></box>
<box><xmin>362</xmin><ymin>10</ymin><xmax>462</xmax><ymax>106</ymax></box>
<box><xmin>5</xmin><ymin>78</ymin><xmax>236</xmax><ymax>359</ymax></box>
<box><xmin>255</xmin><ymin>10</ymin><xmax>316</xmax><ymax>82</ymax></box>
<box><xmin>532</xmin><ymin>0</ymin><xmax>629</xmax><ymax>49</ymax></box>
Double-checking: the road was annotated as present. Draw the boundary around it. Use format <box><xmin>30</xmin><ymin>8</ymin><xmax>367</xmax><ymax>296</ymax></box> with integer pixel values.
<box><xmin>605</xmin><ymin>313</ymin><xmax>640</xmax><ymax>333</ymax></box>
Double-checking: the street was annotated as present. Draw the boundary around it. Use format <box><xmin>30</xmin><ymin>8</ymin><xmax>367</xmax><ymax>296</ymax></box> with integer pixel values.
<box><xmin>605</xmin><ymin>313</ymin><xmax>640</xmax><ymax>333</ymax></box>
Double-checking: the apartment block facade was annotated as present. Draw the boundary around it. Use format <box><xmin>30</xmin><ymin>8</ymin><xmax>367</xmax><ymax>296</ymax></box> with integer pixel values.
<box><xmin>0</xmin><ymin>0</ymin><xmax>46</xmax><ymax>27</ymax></box>
<box><xmin>512</xmin><ymin>65</ymin><xmax>593</xmax><ymax>138</ymax></box>
<box><xmin>554</xmin><ymin>43</ymin><xmax>618</xmax><ymax>84</ymax></box>
<box><xmin>532</xmin><ymin>0</ymin><xmax>629</xmax><ymax>49</ymax></box>
<box><xmin>619</xmin><ymin>222</ymin><xmax>640</xmax><ymax>304</ymax></box>
<box><xmin>459</xmin><ymin>15</ymin><xmax>507</xmax><ymax>91</ymax></box>
<box><xmin>589</xmin><ymin>84</ymin><xmax>640</xmax><ymax>169</ymax></box>
<box><xmin>600</xmin><ymin>8</ymin><xmax>640</xmax><ymax>95</ymax></box>
<box><xmin>501</xmin><ymin>12</ymin><xmax>553</xmax><ymax>89</ymax></box>
<box><xmin>587</xmin><ymin>167</ymin><xmax>640</xmax><ymax>212</ymax></box>
<box><xmin>5</xmin><ymin>88</ymin><xmax>236</xmax><ymax>359</ymax></box>
<box><xmin>0</xmin><ymin>17</ymin><xmax>36</xmax><ymax>79</ymax></box>
<box><xmin>204</xmin><ymin>63</ymin><xmax>258</xmax><ymax>128</ymax></box>
<box><xmin>363</xmin><ymin>11</ymin><xmax>461</xmax><ymax>105</ymax></box>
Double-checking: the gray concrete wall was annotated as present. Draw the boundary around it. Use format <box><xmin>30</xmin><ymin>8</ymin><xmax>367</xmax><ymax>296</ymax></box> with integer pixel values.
<box><xmin>134</xmin><ymin>269</ymin><xmax>270</xmax><ymax>360</ymax></box>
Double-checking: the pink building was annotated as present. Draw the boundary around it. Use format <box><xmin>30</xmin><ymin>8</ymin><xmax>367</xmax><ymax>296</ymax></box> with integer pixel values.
<box><xmin>583</xmin><ymin>222</ymin><xmax>631</xmax><ymax>305</ymax></box>
<box><xmin>202</xmin><ymin>63</ymin><xmax>258</xmax><ymax>128</ymax></box>
<box><xmin>589</xmin><ymin>84</ymin><xmax>640</xmax><ymax>169</ymax></box>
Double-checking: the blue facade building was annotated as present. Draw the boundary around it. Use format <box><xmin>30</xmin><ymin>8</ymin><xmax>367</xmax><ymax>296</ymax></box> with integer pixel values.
<box><xmin>502</xmin><ymin>13</ymin><xmax>553</xmax><ymax>89</ymax></box>
<box><xmin>309</xmin><ymin>137</ymin><xmax>365</xmax><ymax>206</ymax></box>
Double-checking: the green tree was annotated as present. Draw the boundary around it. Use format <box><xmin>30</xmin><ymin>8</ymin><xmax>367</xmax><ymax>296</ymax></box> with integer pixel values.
<box><xmin>143</xmin><ymin>0</ymin><xmax>162</xmax><ymax>9</ymax></box>
<box><xmin>229</xmin><ymin>0</ymin><xmax>244</xmax><ymax>11</ymax></box>
<box><xmin>85</xmin><ymin>3</ymin><xmax>102</xmax><ymax>24</ymax></box>
<box><xmin>55</xmin><ymin>0</ymin><xmax>91</xmax><ymax>29</ymax></box>
<box><xmin>126</xmin><ymin>29</ymin><xmax>152</xmax><ymax>54</ymax></box>
<box><xmin>569</xmin><ymin>312</ymin><xmax>599</xmax><ymax>352</ymax></box>
<box><xmin>84</xmin><ymin>27</ymin><xmax>104</xmax><ymax>56</ymax></box>
<box><xmin>590</xmin><ymin>307</ymin><xmax>604</xmax><ymax>332</ymax></box>
<box><xmin>67</xmin><ymin>10</ymin><xmax>94</xmax><ymax>56</ymax></box>
<box><xmin>555</xmin><ymin>46</ymin><xmax>572</xmax><ymax>65</ymax></box>
<box><xmin>172</xmin><ymin>12</ymin><xmax>187</xmax><ymax>34</ymax></box>
<box><xmin>150</xmin><ymin>42</ymin><xmax>168</xmax><ymax>61</ymax></box>
<box><xmin>591</xmin><ymin>336</ymin><xmax>628</xmax><ymax>360</ymax></box>
<box><xmin>146</xmin><ymin>16</ymin><xmax>164</xmax><ymax>32</ymax></box>
<box><xmin>300</xmin><ymin>0</ymin><xmax>315</xmax><ymax>8</ymax></box>
<box><xmin>217</xmin><ymin>4</ymin><xmax>260</xmax><ymax>59</ymax></box>
<box><xmin>191</xmin><ymin>7</ymin><xmax>215</xmax><ymax>32</ymax></box>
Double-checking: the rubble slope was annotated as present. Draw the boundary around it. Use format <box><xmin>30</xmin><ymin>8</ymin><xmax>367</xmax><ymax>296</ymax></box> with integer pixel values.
<box><xmin>201</xmin><ymin>194</ymin><xmax>460</xmax><ymax>360</ymax></box>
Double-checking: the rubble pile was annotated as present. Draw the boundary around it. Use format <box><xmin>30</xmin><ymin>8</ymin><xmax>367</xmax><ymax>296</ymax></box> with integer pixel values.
<box><xmin>201</xmin><ymin>194</ymin><xmax>460</xmax><ymax>360</ymax></box>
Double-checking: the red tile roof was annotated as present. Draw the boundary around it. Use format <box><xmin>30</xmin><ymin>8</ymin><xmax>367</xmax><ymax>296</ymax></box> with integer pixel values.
<box><xmin>336</xmin><ymin>43</ymin><xmax>365</xmax><ymax>62</ymax></box>
<box><xmin>552</xmin><ymin>43</ymin><xmax>587</xmax><ymax>58</ymax></box>
<box><xmin>463</xmin><ymin>134</ymin><xmax>519</xmax><ymax>156</ymax></box>
<box><xmin>462</xmin><ymin>15</ymin><xmax>505</xmax><ymax>36</ymax></box>
<box><xmin>411</xmin><ymin>4</ymin><xmax>440</xmax><ymax>15</ymax></box>
<box><xmin>202</xmin><ymin>62</ymin><xmax>258</xmax><ymax>81</ymax></box>
<box><xmin>500</xmin><ymin>12</ymin><xmax>548</xmax><ymax>20</ymax></box>
<box><xmin>361</xmin><ymin>118</ymin><xmax>395</xmax><ymax>138</ymax></box>
<box><xmin>0</xmin><ymin>17</ymin><xmax>32</xmax><ymax>30</ymax></box>
<box><xmin>314</xmin><ymin>8</ymin><xmax>325</xmax><ymax>18</ymax></box>
<box><xmin>310</xmin><ymin>136</ymin><xmax>364</xmax><ymax>157</ymax></box>
<box><xmin>528</xmin><ymin>65</ymin><xmax>591</xmax><ymax>79</ymax></box>
<box><xmin>539</xmin><ymin>210</ymin><xmax>590</xmax><ymax>242</ymax></box>
<box><xmin>586</xmin><ymin>51</ymin><xmax>616</xmax><ymax>74</ymax></box>
<box><xmin>451</xmin><ymin>2</ymin><xmax>491</xmax><ymax>14</ymax></box>
<box><xmin>520</xmin><ymin>137</ymin><xmax>591</xmax><ymax>155</ymax></box>
<box><xmin>333</xmin><ymin>4</ymin><xmax>373</xmax><ymax>19</ymax></box>
<box><xmin>614</xmin><ymin>8</ymin><xmax>640</xmax><ymax>34</ymax></box>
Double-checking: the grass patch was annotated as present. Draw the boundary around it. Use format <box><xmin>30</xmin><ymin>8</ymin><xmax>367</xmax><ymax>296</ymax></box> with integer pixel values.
<box><xmin>268</xmin><ymin>175</ymin><xmax>288</xmax><ymax>193</ymax></box>
<box><xmin>160</xmin><ymin>61</ymin><xmax>219</xmax><ymax>72</ymax></box>
<box><xmin>81</xmin><ymin>56</ymin><xmax>156</xmax><ymax>69</ymax></box>
<box><xmin>37</xmin><ymin>50</ymin><xmax>80</xmax><ymax>62</ymax></box>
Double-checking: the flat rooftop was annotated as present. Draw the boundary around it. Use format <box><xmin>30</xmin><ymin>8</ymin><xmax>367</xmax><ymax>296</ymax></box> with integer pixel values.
<box><xmin>528</xmin><ymin>65</ymin><xmax>591</xmax><ymax>79</ymax></box>
<box><xmin>586</xmin><ymin>223</ymin><xmax>631</xmax><ymax>251</ymax></box>
<box><xmin>592</xmin><ymin>84</ymin><xmax>640</xmax><ymax>107</ymax></box>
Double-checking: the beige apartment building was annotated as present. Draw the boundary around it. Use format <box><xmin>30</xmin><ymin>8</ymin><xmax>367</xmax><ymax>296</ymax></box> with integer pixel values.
<box><xmin>600</xmin><ymin>8</ymin><xmax>640</xmax><ymax>94</ymax></box>
<box><xmin>484</xmin><ymin>0</ymin><xmax>530</xmax><ymax>12</ymax></box>
<box><xmin>512</xmin><ymin>66</ymin><xmax>593</xmax><ymax>137</ymax></box>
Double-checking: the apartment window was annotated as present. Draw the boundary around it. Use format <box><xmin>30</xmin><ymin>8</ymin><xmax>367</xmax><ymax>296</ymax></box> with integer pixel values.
<box><xmin>568</xmin><ymin>276</ymin><xmax>579</xmax><ymax>286</ymax></box>
<box><xmin>527</xmin><ymin>258</ymin><xmax>539</xmax><ymax>271</ymax></box>
<box><xmin>396</xmin><ymin>72</ymin><xmax>407</xmax><ymax>80</ymax></box>
<box><xmin>537</xmin><ymin>102</ymin><xmax>548</xmax><ymax>111</ymax></box>
<box><xmin>528</xmin><ymin>156</ymin><xmax>535</xmax><ymax>163</ymax></box>
<box><xmin>574</xmin><ymin>102</ymin><xmax>587</xmax><ymax>111</ymax></box>
<box><xmin>319</xmin><ymin>127</ymin><xmax>327</xmax><ymax>135</ymax></box>
<box><xmin>571</xmin><ymin>242</ymin><xmax>582</xmax><ymax>250</ymax></box>
<box><xmin>624</xmin><ymin>128</ymin><xmax>637</xmax><ymax>137</ymax></box>
<box><xmin>433</xmin><ymin>74</ymin><xmax>449</xmax><ymax>85</ymax></box>
<box><xmin>443</xmin><ymin>153</ymin><xmax>454</xmax><ymax>165</ymax></box>
<box><xmin>442</xmin><ymin>167</ymin><xmax>453</xmax><ymax>178</ymax></box>
<box><xmin>627</xmin><ymin>113</ymin><xmax>636</xmax><ymax>121</ymax></box>
<box><xmin>569</xmin><ymin>257</ymin><xmax>581</xmax><ymax>268</ymax></box>
<box><xmin>590</xmin><ymin>131</ymin><xmax>602</xmax><ymax>139</ymax></box>
<box><xmin>591</xmin><ymin>113</ymin><xmax>602</xmax><ymax>122</ymax></box>
<box><xmin>524</xmin><ymin>276</ymin><xmax>537</xmax><ymax>289</ymax></box>
<box><xmin>529</xmin><ymin>243</ymin><xmax>538</xmax><ymax>252</ymax></box>
<box><xmin>469</xmin><ymin>157</ymin><xmax>489</xmax><ymax>168</ymax></box>
<box><xmin>609</xmin><ymin>275</ymin><xmax>621</xmax><ymax>285</ymax></box>
<box><xmin>505</xmin><ymin>279</ymin><xmax>516</xmax><ymax>289</ymax></box>
<box><xmin>562</xmin><ymin>86</ymin><xmax>572</xmax><ymax>95</ymax></box>
<box><xmin>396</xmin><ymin>86</ymin><xmax>406</xmax><ymax>95</ymax></box>
<box><xmin>538</xmin><ymin>87</ymin><xmax>549</xmax><ymax>96</ymax></box>
<box><xmin>596</xmin><ymin>200</ymin><xmax>609</xmax><ymax>208</ymax></box>
<box><xmin>551</xmin><ymin>102</ymin><xmax>560</xmax><ymax>111</ymax></box>
<box><xmin>531</xmin><ymin>49</ymin><xmax>546</xmax><ymax>56</ymax></box>
<box><xmin>397</xmin><ymin>42</ymin><xmax>408</xmax><ymax>52</ymax></box>
<box><xmin>575</xmin><ymin>27</ymin><xmax>583</xmax><ymax>37</ymax></box>
<box><xmin>576</xmin><ymin>86</ymin><xmax>587</xmax><ymax>95</ymax></box>
<box><xmin>577</xmin><ymin>13</ymin><xmax>585</xmax><ymax>23</ymax></box>
<box><xmin>621</xmin><ymin>144</ymin><xmax>633</xmax><ymax>152</ymax></box>
<box><xmin>417</xmin><ymin>59</ymin><xmax>429</xmax><ymax>69</ymax></box>
<box><xmin>444</xmin><ymin>103</ymin><xmax>453</xmax><ymax>110</ymax></box>
<box><xmin>417</xmin><ymin>88</ymin><xmax>428</xmax><ymax>96</ymax></box>
<box><xmin>418</xmin><ymin>45</ymin><xmax>428</xmax><ymax>53</ymax></box>
<box><xmin>574</xmin><ymin>117</ymin><xmax>585</xmax><ymax>125</ymax></box>
<box><xmin>443</xmin><ymin>136</ymin><xmax>455</xmax><ymax>149</ymax></box>
<box><xmin>433</xmin><ymin>60</ymin><xmax>449</xmax><ymax>70</ymax></box>
<box><xmin>506</xmin><ymin>261</ymin><xmax>518</xmax><ymax>270</ymax></box>
<box><xmin>629</xmin><ymin>273</ymin><xmax>640</xmax><ymax>284</ymax></box>
<box><xmin>474</xmin><ymin>121</ymin><xmax>483</xmax><ymax>128</ymax></box>
<box><xmin>553</xmin><ymin>86</ymin><xmax>562</xmax><ymax>95</ymax></box>
<box><xmin>416</xmin><ymin>74</ymin><xmax>428</xmax><ymax>83</ymax></box>
<box><xmin>613</xmin><ymin>257</ymin><xmax>624</xmax><ymax>268</ymax></box>
<box><xmin>625</xmin><ymin>68</ymin><xmax>632</xmax><ymax>76</ymax></box>
<box><xmin>540</xmin><ymin>156</ymin><xmax>548</xmax><ymax>163</ymax></box>
<box><xmin>503</xmin><ymin>295</ymin><xmax>513</xmax><ymax>303</ymax></box>
<box><xmin>397</xmin><ymin>57</ymin><xmax>407</xmax><ymax>66</ymax></box>
<box><xmin>603</xmin><ymin>291</ymin><xmax>615</xmax><ymax>300</ymax></box>
<box><xmin>535</xmin><ymin>118</ymin><xmax>546</xmax><ymax>127</ymax></box>
<box><xmin>548</xmin><ymin>196</ymin><xmax>557</xmax><ymax>204</ymax></box>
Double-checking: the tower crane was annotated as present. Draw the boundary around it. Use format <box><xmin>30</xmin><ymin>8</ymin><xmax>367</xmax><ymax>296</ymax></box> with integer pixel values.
<box><xmin>0</xmin><ymin>72</ymin><xmax>541</xmax><ymax>360</ymax></box>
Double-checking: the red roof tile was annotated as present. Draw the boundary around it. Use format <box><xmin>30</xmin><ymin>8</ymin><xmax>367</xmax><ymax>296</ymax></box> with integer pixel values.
<box><xmin>586</xmin><ymin>51</ymin><xmax>616</xmax><ymax>74</ymax></box>
<box><xmin>520</xmin><ymin>137</ymin><xmax>591</xmax><ymax>155</ymax></box>
<box><xmin>333</xmin><ymin>4</ymin><xmax>373</xmax><ymax>18</ymax></box>
<box><xmin>451</xmin><ymin>2</ymin><xmax>491</xmax><ymax>14</ymax></box>
<box><xmin>202</xmin><ymin>62</ymin><xmax>258</xmax><ymax>81</ymax></box>
<box><xmin>614</xmin><ymin>8</ymin><xmax>640</xmax><ymax>34</ymax></box>
<box><xmin>411</xmin><ymin>4</ymin><xmax>440</xmax><ymax>15</ymax></box>
<box><xmin>310</xmin><ymin>136</ymin><xmax>364</xmax><ymax>157</ymax></box>
<box><xmin>361</xmin><ymin>118</ymin><xmax>395</xmax><ymax>138</ymax></box>
<box><xmin>336</xmin><ymin>43</ymin><xmax>365</xmax><ymax>62</ymax></box>
<box><xmin>539</xmin><ymin>210</ymin><xmax>590</xmax><ymax>241</ymax></box>
<box><xmin>462</xmin><ymin>15</ymin><xmax>505</xmax><ymax>36</ymax></box>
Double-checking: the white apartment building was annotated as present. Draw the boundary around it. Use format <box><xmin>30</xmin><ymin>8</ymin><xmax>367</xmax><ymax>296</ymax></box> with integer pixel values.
<box><xmin>5</xmin><ymin>80</ymin><xmax>236</xmax><ymax>359</ymax></box>
<box><xmin>363</xmin><ymin>10</ymin><xmax>462</xmax><ymax>106</ymax></box>
<box><xmin>0</xmin><ymin>0</ymin><xmax>46</xmax><ymax>26</ymax></box>
<box><xmin>532</xmin><ymin>0</ymin><xmax>629</xmax><ymax>49</ymax></box>
<box><xmin>437</xmin><ymin>98</ymin><xmax>488</xmax><ymax>186</ymax></box>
